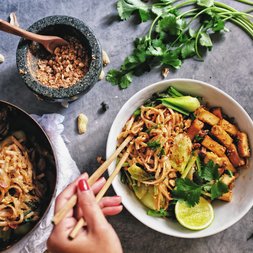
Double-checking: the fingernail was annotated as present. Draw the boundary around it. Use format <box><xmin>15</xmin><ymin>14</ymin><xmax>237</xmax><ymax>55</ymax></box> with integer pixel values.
<box><xmin>78</xmin><ymin>179</ymin><xmax>90</xmax><ymax>191</ymax></box>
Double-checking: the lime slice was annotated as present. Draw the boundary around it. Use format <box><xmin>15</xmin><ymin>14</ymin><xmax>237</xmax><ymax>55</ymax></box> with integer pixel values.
<box><xmin>175</xmin><ymin>197</ymin><xmax>214</xmax><ymax>230</ymax></box>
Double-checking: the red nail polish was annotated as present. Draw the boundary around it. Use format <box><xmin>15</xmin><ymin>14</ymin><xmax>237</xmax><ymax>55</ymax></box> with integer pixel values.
<box><xmin>78</xmin><ymin>179</ymin><xmax>90</xmax><ymax>191</ymax></box>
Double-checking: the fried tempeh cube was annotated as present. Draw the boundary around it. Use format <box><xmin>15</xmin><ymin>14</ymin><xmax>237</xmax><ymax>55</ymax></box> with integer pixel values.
<box><xmin>202</xmin><ymin>135</ymin><xmax>226</xmax><ymax>157</ymax></box>
<box><xmin>227</xmin><ymin>144</ymin><xmax>245</xmax><ymax>167</ymax></box>
<box><xmin>187</xmin><ymin>119</ymin><xmax>204</xmax><ymax>140</ymax></box>
<box><xmin>195</xmin><ymin>107</ymin><xmax>220</xmax><ymax>126</ymax></box>
<box><xmin>211</xmin><ymin>125</ymin><xmax>233</xmax><ymax>148</ymax></box>
<box><xmin>204</xmin><ymin>152</ymin><xmax>236</xmax><ymax>172</ymax></box>
<box><xmin>222</xmin><ymin>156</ymin><xmax>236</xmax><ymax>172</ymax></box>
<box><xmin>210</xmin><ymin>107</ymin><xmax>223</xmax><ymax>119</ymax></box>
<box><xmin>204</xmin><ymin>152</ymin><xmax>224</xmax><ymax>166</ymax></box>
<box><xmin>220</xmin><ymin>174</ymin><xmax>235</xmax><ymax>186</ymax></box>
<box><xmin>219</xmin><ymin>191</ymin><xmax>232</xmax><ymax>202</ymax></box>
<box><xmin>218</xmin><ymin>119</ymin><xmax>238</xmax><ymax>136</ymax></box>
<box><xmin>237</xmin><ymin>132</ymin><xmax>250</xmax><ymax>158</ymax></box>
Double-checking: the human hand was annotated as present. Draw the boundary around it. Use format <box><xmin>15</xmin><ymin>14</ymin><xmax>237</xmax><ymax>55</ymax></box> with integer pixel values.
<box><xmin>47</xmin><ymin>173</ymin><xmax>123</xmax><ymax>253</ymax></box>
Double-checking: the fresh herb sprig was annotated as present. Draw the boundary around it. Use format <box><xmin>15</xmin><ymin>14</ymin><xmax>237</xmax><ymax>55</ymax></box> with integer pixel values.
<box><xmin>172</xmin><ymin>160</ymin><xmax>228</xmax><ymax>206</ymax></box>
<box><xmin>107</xmin><ymin>0</ymin><xmax>253</xmax><ymax>89</ymax></box>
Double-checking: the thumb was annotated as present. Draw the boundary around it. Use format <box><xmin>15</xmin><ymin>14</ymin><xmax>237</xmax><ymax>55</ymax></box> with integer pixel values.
<box><xmin>77</xmin><ymin>179</ymin><xmax>108</xmax><ymax>232</ymax></box>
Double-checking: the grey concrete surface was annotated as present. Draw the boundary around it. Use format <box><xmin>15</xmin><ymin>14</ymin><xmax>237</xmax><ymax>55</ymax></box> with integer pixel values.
<box><xmin>0</xmin><ymin>0</ymin><xmax>253</xmax><ymax>252</ymax></box>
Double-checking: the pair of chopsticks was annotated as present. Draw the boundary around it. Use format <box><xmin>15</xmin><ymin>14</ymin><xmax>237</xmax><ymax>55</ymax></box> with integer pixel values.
<box><xmin>52</xmin><ymin>135</ymin><xmax>132</xmax><ymax>239</ymax></box>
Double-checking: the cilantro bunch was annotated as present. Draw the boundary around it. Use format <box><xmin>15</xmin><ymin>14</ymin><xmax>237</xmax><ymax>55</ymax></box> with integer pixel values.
<box><xmin>172</xmin><ymin>160</ymin><xmax>229</xmax><ymax>206</ymax></box>
<box><xmin>106</xmin><ymin>0</ymin><xmax>253</xmax><ymax>89</ymax></box>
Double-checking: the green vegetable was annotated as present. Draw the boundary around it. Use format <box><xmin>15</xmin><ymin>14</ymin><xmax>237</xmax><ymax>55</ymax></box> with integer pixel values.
<box><xmin>133</xmin><ymin>183</ymin><xmax>148</xmax><ymax>199</ymax></box>
<box><xmin>210</xmin><ymin>181</ymin><xmax>228</xmax><ymax>200</ymax></box>
<box><xmin>107</xmin><ymin>0</ymin><xmax>253</xmax><ymax>88</ymax></box>
<box><xmin>121</xmin><ymin>169</ymin><xmax>133</xmax><ymax>185</ymax></box>
<box><xmin>181</xmin><ymin>154</ymin><xmax>197</xmax><ymax>179</ymax></box>
<box><xmin>128</xmin><ymin>164</ymin><xmax>151</xmax><ymax>181</ymax></box>
<box><xmin>158</xmin><ymin>147</ymin><xmax>165</xmax><ymax>157</ymax></box>
<box><xmin>173</xmin><ymin>158</ymin><xmax>229</xmax><ymax>206</ymax></box>
<box><xmin>167</xmin><ymin>86</ymin><xmax>184</xmax><ymax>97</ymax></box>
<box><xmin>200</xmin><ymin>160</ymin><xmax>219</xmax><ymax>181</ymax></box>
<box><xmin>147</xmin><ymin>208</ymin><xmax>169</xmax><ymax>217</ymax></box>
<box><xmin>120</xmin><ymin>170</ymin><xmax>128</xmax><ymax>184</ymax></box>
<box><xmin>225</xmin><ymin>169</ymin><xmax>234</xmax><ymax>177</ymax></box>
<box><xmin>140</xmin><ymin>186</ymin><xmax>156</xmax><ymax>210</ymax></box>
<box><xmin>161</xmin><ymin>100</ymin><xmax>189</xmax><ymax>116</ymax></box>
<box><xmin>172</xmin><ymin>178</ymin><xmax>202</xmax><ymax>207</ymax></box>
<box><xmin>117</xmin><ymin>0</ymin><xmax>150</xmax><ymax>22</ymax></box>
<box><xmin>133</xmin><ymin>108</ymin><xmax>141</xmax><ymax>116</ymax></box>
<box><xmin>159</xmin><ymin>96</ymin><xmax>201</xmax><ymax>112</ymax></box>
<box><xmin>194</xmin><ymin>135</ymin><xmax>204</xmax><ymax>142</ymax></box>
<box><xmin>198</xmin><ymin>160</ymin><xmax>229</xmax><ymax>199</ymax></box>
<box><xmin>197</xmin><ymin>0</ymin><xmax>214</xmax><ymax>8</ymax></box>
<box><xmin>170</xmin><ymin>134</ymin><xmax>192</xmax><ymax>174</ymax></box>
<box><xmin>196</xmin><ymin>155</ymin><xmax>202</xmax><ymax>173</ymax></box>
<box><xmin>147</xmin><ymin>140</ymin><xmax>160</xmax><ymax>150</ymax></box>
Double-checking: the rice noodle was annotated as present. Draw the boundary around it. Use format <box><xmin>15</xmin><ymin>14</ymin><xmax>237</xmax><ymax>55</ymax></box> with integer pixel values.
<box><xmin>0</xmin><ymin>136</ymin><xmax>41</xmax><ymax>231</ymax></box>
<box><xmin>118</xmin><ymin>105</ymin><xmax>189</xmax><ymax>211</ymax></box>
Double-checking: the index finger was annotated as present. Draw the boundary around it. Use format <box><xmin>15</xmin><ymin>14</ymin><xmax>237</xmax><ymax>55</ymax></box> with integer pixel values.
<box><xmin>54</xmin><ymin>173</ymin><xmax>88</xmax><ymax>214</ymax></box>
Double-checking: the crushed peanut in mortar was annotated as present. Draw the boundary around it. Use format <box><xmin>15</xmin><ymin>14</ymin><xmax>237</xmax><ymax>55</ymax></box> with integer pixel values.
<box><xmin>36</xmin><ymin>37</ymin><xmax>89</xmax><ymax>88</ymax></box>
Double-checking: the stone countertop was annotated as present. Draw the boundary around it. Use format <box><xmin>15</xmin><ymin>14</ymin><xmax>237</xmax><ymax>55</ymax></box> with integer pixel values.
<box><xmin>0</xmin><ymin>0</ymin><xmax>253</xmax><ymax>252</ymax></box>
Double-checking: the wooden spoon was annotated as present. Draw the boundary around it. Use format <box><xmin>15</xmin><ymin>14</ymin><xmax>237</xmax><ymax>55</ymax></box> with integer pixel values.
<box><xmin>0</xmin><ymin>19</ymin><xmax>68</xmax><ymax>54</ymax></box>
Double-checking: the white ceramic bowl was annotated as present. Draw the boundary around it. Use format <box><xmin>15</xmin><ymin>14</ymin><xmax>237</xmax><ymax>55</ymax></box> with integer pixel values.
<box><xmin>106</xmin><ymin>78</ymin><xmax>253</xmax><ymax>238</ymax></box>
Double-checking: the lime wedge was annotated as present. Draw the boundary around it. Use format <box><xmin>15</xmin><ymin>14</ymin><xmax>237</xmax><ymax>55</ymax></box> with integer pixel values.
<box><xmin>175</xmin><ymin>197</ymin><xmax>214</xmax><ymax>230</ymax></box>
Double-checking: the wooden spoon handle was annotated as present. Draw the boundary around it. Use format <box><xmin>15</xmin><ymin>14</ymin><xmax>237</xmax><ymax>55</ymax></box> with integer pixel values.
<box><xmin>0</xmin><ymin>19</ymin><xmax>46</xmax><ymax>43</ymax></box>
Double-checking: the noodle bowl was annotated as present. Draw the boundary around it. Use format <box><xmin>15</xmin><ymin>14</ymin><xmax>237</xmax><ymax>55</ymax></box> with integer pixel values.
<box><xmin>106</xmin><ymin>79</ymin><xmax>253</xmax><ymax>238</ymax></box>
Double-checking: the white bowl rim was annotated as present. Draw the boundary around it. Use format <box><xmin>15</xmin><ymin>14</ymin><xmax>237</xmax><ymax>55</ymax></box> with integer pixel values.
<box><xmin>106</xmin><ymin>78</ymin><xmax>253</xmax><ymax>238</ymax></box>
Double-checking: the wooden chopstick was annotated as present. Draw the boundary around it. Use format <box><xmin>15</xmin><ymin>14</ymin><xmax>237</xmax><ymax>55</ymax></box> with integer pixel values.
<box><xmin>52</xmin><ymin>135</ymin><xmax>132</xmax><ymax>225</ymax></box>
<box><xmin>68</xmin><ymin>145</ymin><xmax>132</xmax><ymax>239</ymax></box>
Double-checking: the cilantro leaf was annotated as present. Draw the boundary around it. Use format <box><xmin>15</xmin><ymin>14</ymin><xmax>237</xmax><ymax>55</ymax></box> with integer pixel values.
<box><xmin>172</xmin><ymin>178</ymin><xmax>202</xmax><ymax>207</ymax></box>
<box><xmin>147</xmin><ymin>209</ymin><xmax>168</xmax><ymax>217</ymax></box>
<box><xmin>200</xmin><ymin>160</ymin><xmax>219</xmax><ymax>181</ymax></box>
<box><xmin>181</xmin><ymin>40</ymin><xmax>196</xmax><ymax>59</ymax></box>
<box><xmin>133</xmin><ymin>108</ymin><xmax>141</xmax><ymax>116</ymax></box>
<box><xmin>161</xmin><ymin>50</ymin><xmax>182</xmax><ymax>69</ymax></box>
<box><xmin>211</xmin><ymin>181</ymin><xmax>228</xmax><ymax>200</ymax></box>
<box><xmin>151</xmin><ymin>5</ymin><xmax>170</xmax><ymax>16</ymax></box>
<box><xmin>158</xmin><ymin>147</ymin><xmax>165</xmax><ymax>156</ymax></box>
<box><xmin>106</xmin><ymin>70</ymin><xmax>132</xmax><ymax>89</ymax></box>
<box><xmin>197</xmin><ymin>0</ymin><xmax>214</xmax><ymax>8</ymax></box>
<box><xmin>156</xmin><ymin>14</ymin><xmax>185</xmax><ymax>36</ymax></box>
<box><xmin>147</xmin><ymin>140</ymin><xmax>160</xmax><ymax>150</ymax></box>
<box><xmin>148</xmin><ymin>45</ymin><xmax>164</xmax><ymax>56</ymax></box>
<box><xmin>212</xmin><ymin>16</ymin><xmax>225</xmax><ymax>32</ymax></box>
<box><xmin>109</xmin><ymin>0</ymin><xmax>252</xmax><ymax>89</ymax></box>
<box><xmin>199</xmin><ymin>32</ymin><xmax>213</xmax><ymax>49</ymax></box>
<box><xmin>117</xmin><ymin>0</ymin><xmax>150</xmax><ymax>22</ymax></box>
<box><xmin>194</xmin><ymin>134</ymin><xmax>204</xmax><ymax>142</ymax></box>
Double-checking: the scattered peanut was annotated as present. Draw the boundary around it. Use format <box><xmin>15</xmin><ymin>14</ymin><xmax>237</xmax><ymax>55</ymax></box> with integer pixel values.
<box><xmin>102</xmin><ymin>50</ymin><xmax>110</xmax><ymax>66</ymax></box>
<box><xmin>61</xmin><ymin>101</ymin><xmax>69</xmax><ymax>108</ymax></box>
<box><xmin>162</xmin><ymin>68</ymin><xmax>169</xmax><ymax>78</ymax></box>
<box><xmin>0</xmin><ymin>54</ymin><xmax>4</xmax><ymax>64</ymax></box>
<box><xmin>9</xmin><ymin>12</ymin><xmax>19</xmax><ymax>27</ymax></box>
<box><xmin>77</xmin><ymin>113</ymin><xmax>88</xmax><ymax>134</ymax></box>
<box><xmin>99</xmin><ymin>69</ymin><xmax>105</xmax><ymax>80</ymax></box>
